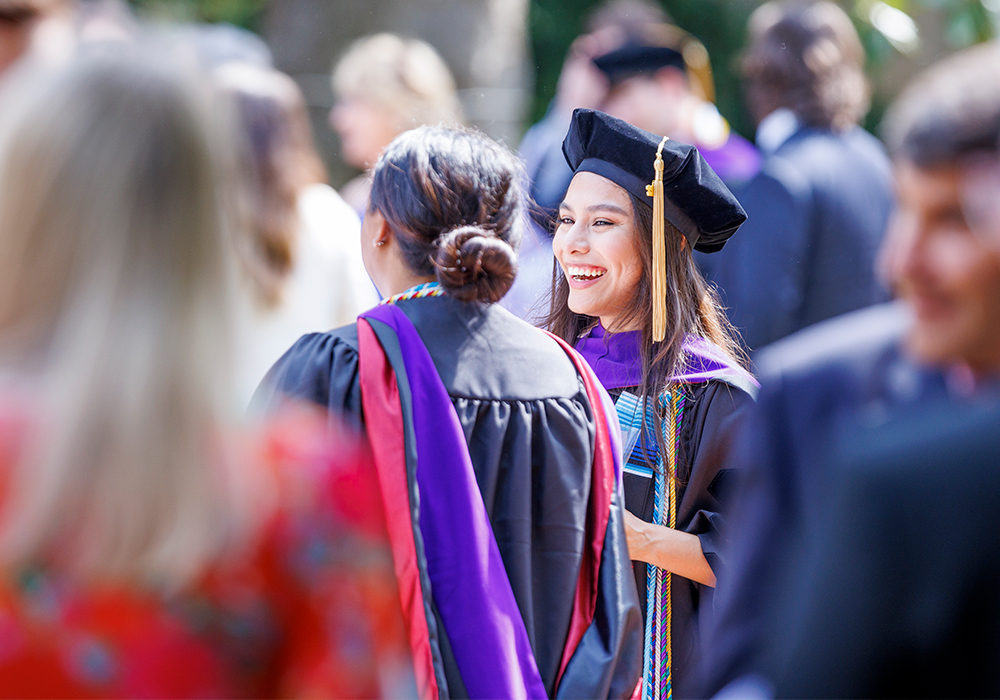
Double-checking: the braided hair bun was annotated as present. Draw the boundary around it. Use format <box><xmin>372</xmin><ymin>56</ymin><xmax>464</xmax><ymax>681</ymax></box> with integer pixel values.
<box><xmin>433</xmin><ymin>226</ymin><xmax>517</xmax><ymax>303</ymax></box>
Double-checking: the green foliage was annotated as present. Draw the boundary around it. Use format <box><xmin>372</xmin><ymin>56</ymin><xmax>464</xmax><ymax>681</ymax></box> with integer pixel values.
<box><xmin>528</xmin><ymin>0</ymin><xmax>761</xmax><ymax>138</ymax></box>
<box><xmin>126</xmin><ymin>0</ymin><xmax>264</xmax><ymax>30</ymax></box>
<box><xmin>853</xmin><ymin>0</ymin><xmax>998</xmax><ymax>130</ymax></box>
<box><xmin>528</xmin><ymin>0</ymin><xmax>603</xmax><ymax>122</ymax></box>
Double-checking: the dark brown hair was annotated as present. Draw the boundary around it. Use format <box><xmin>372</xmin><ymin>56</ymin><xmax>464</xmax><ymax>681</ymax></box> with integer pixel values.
<box><xmin>218</xmin><ymin>66</ymin><xmax>327</xmax><ymax>309</ymax></box>
<box><xmin>882</xmin><ymin>42</ymin><xmax>1000</xmax><ymax>168</ymax></box>
<box><xmin>369</xmin><ymin>125</ymin><xmax>522</xmax><ymax>303</ymax></box>
<box><xmin>742</xmin><ymin>0</ymin><xmax>868</xmax><ymax>131</ymax></box>
<box><xmin>545</xmin><ymin>191</ymin><xmax>745</xmax><ymax>463</ymax></box>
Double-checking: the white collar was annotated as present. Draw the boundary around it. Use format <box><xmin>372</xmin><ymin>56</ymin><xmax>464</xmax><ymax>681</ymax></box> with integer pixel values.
<box><xmin>755</xmin><ymin>108</ymin><xmax>800</xmax><ymax>154</ymax></box>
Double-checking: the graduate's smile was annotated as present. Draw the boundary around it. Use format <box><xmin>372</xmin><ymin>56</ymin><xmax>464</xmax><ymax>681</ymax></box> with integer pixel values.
<box><xmin>566</xmin><ymin>264</ymin><xmax>608</xmax><ymax>286</ymax></box>
<box><xmin>553</xmin><ymin>172</ymin><xmax>644</xmax><ymax>329</ymax></box>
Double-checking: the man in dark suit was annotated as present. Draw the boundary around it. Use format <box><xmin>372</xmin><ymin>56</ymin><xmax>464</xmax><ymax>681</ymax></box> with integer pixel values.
<box><xmin>701</xmin><ymin>1</ymin><xmax>894</xmax><ymax>352</ymax></box>
<box><xmin>703</xmin><ymin>41</ymin><xmax>1000</xmax><ymax>698</ymax></box>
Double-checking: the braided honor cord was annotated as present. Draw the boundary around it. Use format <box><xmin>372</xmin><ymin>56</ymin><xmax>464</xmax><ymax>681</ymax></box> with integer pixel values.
<box><xmin>641</xmin><ymin>389</ymin><xmax>685</xmax><ymax>700</ymax></box>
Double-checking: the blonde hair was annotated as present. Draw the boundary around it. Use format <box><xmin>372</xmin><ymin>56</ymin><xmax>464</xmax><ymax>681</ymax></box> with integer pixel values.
<box><xmin>0</xmin><ymin>48</ymin><xmax>261</xmax><ymax>587</ymax></box>
<box><xmin>332</xmin><ymin>33</ymin><xmax>463</xmax><ymax>131</ymax></box>
<box><xmin>214</xmin><ymin>63</ymin><xmax>327</xmax><ymax>309</ymax></box>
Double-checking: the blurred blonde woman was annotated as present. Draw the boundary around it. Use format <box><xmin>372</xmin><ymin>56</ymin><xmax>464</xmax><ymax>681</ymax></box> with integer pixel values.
<box><xmin>0</xmin><ymin>47</ymin><xmax>407</xmax><ymax>697</ymax></box>
<box><xmin>330</xmin><ymin>32</ymin><xmax>463</xmax><ymax>212</ymax></box>
<box><xmin>214</xmin><ymin>62</ymin><xmax>377</xmax><ymax>407</ymax></box>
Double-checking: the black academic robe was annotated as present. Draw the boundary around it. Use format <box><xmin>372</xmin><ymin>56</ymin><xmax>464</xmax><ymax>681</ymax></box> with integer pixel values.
<box><xmin>255</xmin><ymin>295</ymin><xmax>644</xmax><ymax>699</ymax></box>
<box><xmin>613</xmin><ymin>378</ymin><xmax>755</xmax><ymax>700</ymax></box>
<box><xmin>702</xmin><ymin>302</ymin><xmax>956</xmax><ymax>697</ymax></box>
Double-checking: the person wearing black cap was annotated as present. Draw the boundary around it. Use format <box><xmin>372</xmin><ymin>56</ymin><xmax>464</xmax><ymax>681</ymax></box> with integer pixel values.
<box><xmin>594</xmin><ymin>23</ymin><xmax>760</xmax><ymax>188</ymax></box>
<box><xmin>546</xmin><ymin>108</ymin><xmax>758</xmax><ymax>700</ymax></box>
<box><xmin>505</xmin><ymin>3</ymin><xmax>758</xmax><ymax>324</ymax></box>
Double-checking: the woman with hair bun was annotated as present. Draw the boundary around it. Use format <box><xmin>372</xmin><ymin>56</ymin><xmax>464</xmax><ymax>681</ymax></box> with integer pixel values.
<box><xmin>258</xmin><ymin>124</ymin><xmax>644</xmax><ymax>699</ymax></box>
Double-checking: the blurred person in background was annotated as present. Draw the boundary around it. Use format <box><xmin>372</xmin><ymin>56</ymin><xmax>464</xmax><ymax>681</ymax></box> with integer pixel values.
<box><xmin>0</xmin><ymin>47</ymin><xmax>409</xmax><ymax>697</ymax></box>
<box><xmin>703</xmin><ymin>41</ymin><xmax>1000</xmax><ymax>698</ymax></box>
<box><xmin>0</xmin><ymin>0</ymin><xmax>46</xmax><ymax>72</ymax></box>
<box><xmin>0</xmin><ymin>0</ymin><xmax>70</xmax><ymax>79</ymax></box>
<box><xmin>214</xmin><ymin>62</ymin><xmax>377</xmax><ymax>408</ymax></box>
<box><xmin>75</xmin><ymin>0</ymin><xmax>135</xmax><ymax>44</ymax></box>
<box><xmin>329</xmin><ymin>32</ymin><xmax>463</xmax><ymax>215</ymax></box>
<box><xmin>593</xmin><ymin>23</ymin><xmax>759</xmax><ymax>188</ymax></box>
<box><xmin>519</xmin><ymin>0</ymin><xmax>668</xmax><ymax>224</ymax></box>
<box><xmin>257</xmin><ymin>124</ymin><xmax>643</xmax><ymax>699</ymax></box>
<box><xmin>501</xmin><ymin>0</ymin><xmax>647</xmax><ymax>322</ymax></box>
<box><xmin>184</xmin><ymin>21</ymin><xmax>272</xmax><ymax>69</ymax></box>
<box><xmin>549</xmin><ymin>108</ymin><xmax>757</xmax><ymax>700</ymax></box>
<box><xmin>770</xmin><ymin>393</ymin><xmax>1000</xmax><ymax>698</ymax></box>
<box><xmin>704</xmin><ymin>0</ymin><xmax>894</xmax><ymax>351</ymax></box>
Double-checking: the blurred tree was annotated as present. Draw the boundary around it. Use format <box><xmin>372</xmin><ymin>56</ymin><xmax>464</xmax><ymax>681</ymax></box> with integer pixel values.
<box><xmin>127</xmin><ymin>0</ymin><xmax>265</xmax><ymax>28</ymax></box>
<box><xmin>855</xmin><ymin>0</ymin><xmax>1000</xmax><ymax>131</ymax></box>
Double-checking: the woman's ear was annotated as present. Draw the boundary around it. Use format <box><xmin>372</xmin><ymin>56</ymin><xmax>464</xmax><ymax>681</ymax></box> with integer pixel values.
<box><xmin>369</xmin><ymin>211</ymin><xmax>393</xmax><ymax>248</ymax></box>
<box><xmin>679</xmin><ymin>236</ymin><xmax>688</xmax><ymax>251</ymax></box>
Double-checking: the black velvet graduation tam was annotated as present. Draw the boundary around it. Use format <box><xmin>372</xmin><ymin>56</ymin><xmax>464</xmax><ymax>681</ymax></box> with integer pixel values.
<box><xmin>593</xmin><ymin>43</ymin><xmax>686</xmax><ymax>84</ymax></box>
<box><xmin>562</xmin><ymin>108</ymin><xmax>746</xmax><ymax>253</ymax></box>
<box><xmin>592</xmin><ymin>24</ymin><xmax>717</xmax><ymax>102</ymax></box>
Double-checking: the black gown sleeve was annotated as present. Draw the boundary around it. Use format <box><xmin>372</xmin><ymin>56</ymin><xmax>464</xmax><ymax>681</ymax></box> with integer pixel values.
<box><xmin>249</xmin><ymin>325</ymin><xmax>364</xmax><ymax>426</ymax></box>
<box><xmin>679</xmin><ymin>380</ymin><xmax>756</xmax><ymax>576</ymax></box>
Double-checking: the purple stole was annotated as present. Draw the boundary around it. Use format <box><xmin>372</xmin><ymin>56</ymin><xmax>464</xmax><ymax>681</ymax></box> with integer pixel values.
<box><xmin>575</xmin><ymin>323</ymin><xmax>759</xmax><ymax>395</ymax></box>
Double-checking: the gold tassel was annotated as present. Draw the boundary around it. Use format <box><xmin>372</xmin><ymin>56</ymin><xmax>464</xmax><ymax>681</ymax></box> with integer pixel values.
<box><xmin>646</xmin><ymin>136</ymin><xmax>669</xmax><ymax>343</ymax></box>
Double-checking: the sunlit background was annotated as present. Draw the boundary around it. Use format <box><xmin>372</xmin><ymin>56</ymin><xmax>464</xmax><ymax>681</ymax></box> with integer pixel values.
<box><xmin>119</xmin><ymin>0</ymin><xmax>999</xmax><ymax>186</ymax></box>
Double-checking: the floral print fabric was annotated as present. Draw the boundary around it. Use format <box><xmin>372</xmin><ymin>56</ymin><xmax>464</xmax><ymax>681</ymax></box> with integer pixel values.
<box><xmin>0</xmin><ymin>403</ymin><xmax>411</xmax><ymax>698</ymax></box>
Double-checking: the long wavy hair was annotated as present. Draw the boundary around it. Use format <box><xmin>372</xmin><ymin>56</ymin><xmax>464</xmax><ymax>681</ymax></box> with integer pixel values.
<box><xmin>215</xmin><ymin>64</ymin><xmax>327</xmax><ymax>309</ymax></box>
<box><xmin>545</xmin><ymin>191</ymin><xmax>745</xmax><ymax>462</ymax></box>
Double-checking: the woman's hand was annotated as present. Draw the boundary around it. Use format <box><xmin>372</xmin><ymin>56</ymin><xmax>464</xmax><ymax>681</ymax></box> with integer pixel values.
<box><xmin>623</xmin><ymin>509</ymin><xmax>717</xmax><ymax>588</ymax></box>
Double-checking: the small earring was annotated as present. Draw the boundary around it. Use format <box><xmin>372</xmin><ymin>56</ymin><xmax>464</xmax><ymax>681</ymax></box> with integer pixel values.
<box><xmin>374</xmin><ymin>239</ymin><xmax>385</xmax><ymax>247</ymax></box>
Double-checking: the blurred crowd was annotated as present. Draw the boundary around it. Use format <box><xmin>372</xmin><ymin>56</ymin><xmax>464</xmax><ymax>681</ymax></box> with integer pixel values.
<box><xmin>0</xmin><ymin>0</ymin><xmax>998</xmax><ymax>697</ymax></box>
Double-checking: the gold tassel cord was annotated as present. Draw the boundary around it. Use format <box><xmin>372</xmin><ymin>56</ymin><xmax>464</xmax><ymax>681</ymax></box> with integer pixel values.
<box><xmin>646</xmin><ymin>136</ymin><xmax>670</xmax><ymax>343</ymax></box>
<box><xmin>664</xmin><ymin>391</ymin><xmax>680</xmax><ymax>700</ymax></box>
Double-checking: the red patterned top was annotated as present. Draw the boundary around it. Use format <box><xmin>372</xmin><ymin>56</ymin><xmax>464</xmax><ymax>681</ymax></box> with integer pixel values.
<box><xmin>0</xmin><ymin>401</ymin><xmax>411</xmax><ymax>698</ymax></box>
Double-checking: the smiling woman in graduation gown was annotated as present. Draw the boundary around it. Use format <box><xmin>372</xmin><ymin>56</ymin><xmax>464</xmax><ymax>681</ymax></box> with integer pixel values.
<box><xmin>546</xmin><ymin>109</ymin><xmax>757</xmax><ymax>700</ymax></box>
<box><xmin>256</xmin><ymin>125</ymin><xmax>643</xmax><ymax>699</ymax></box>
